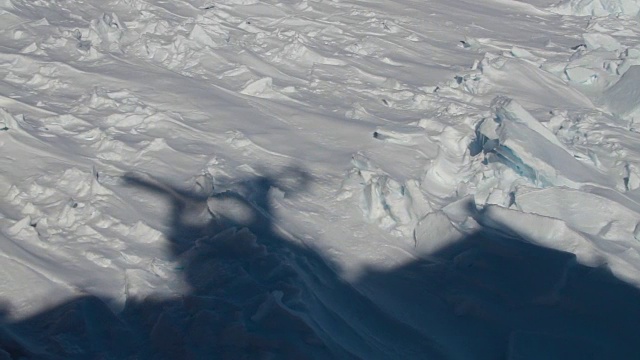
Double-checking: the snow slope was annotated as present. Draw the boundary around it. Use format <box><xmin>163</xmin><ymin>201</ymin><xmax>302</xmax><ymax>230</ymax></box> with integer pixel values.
<box><xmin>1</xmin><ymin>0</ymin><xmax>640</xmax><ymax>358</ymax></box>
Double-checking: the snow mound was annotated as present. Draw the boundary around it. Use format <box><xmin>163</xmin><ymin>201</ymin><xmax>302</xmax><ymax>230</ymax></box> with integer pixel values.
<box><xmin>0</xmin><ymin>108</ymin><xmax>18</xmax><ymax>131</ymax></box>
<box><xmin>542</xmin><ymin>30</ymin><xmax>640</xmax><ymax>92</ymax></box>
<box><xmin>443</xmin><ymin>52</ymin><xmax>594</xmax><ymax>110</ymax></box>
<box><xmin>341</xmin><ymin>154</ymin><xmax>425</xmax><ymax>236</ymax></box>
<box><xmin>552</xmin><ymin>0</ymin><xmax>640</xmax><ymax>17</ymax></box>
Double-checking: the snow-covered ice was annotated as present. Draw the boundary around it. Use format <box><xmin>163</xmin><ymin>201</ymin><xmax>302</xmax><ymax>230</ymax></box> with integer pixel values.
<box><xmin>1</xmin><ymin>0</ymin><xmax>640</xmax><ymax>358</ymax></box>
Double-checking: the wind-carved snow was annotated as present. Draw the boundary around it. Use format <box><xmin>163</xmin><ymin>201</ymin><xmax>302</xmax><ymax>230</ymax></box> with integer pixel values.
<box><xmin>552</xmin><ymin>0</ymin><xmax>640</xmax><ymax>17</ymax></box>
<box><xmin>2</xmin><ymin>0</ymin><xmax>640</xmax><ymax>358</ymax></box>
<box><xmin>340</xmin><ymin>153</ymin><xmax>428</xmax><ymax>237</ymax></box>
<box><xmin>539</xmin><ymin>15</ymin><xmax>640</xmax><ymax>94</ymax></box>
<box><xmin>603</xmin><ymin>65</ymin><xmax>640</xmax><ymax>122</ymax></box>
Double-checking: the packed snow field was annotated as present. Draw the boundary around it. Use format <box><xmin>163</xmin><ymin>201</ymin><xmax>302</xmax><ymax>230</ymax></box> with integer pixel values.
<box><xmin>1</xmin><ymin>0</ymin><xmax>640</xmax><ymax>358</ymax></box>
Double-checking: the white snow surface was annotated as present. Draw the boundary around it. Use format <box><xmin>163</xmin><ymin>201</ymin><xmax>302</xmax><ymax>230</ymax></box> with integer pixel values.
<box><xmin>552</xmin><ymin>0</ymin><xmax>640</xmax><ymax>17</ymax></box>
<box><xmin>1</xmin><ymin>0</ymin><xmax>640</xmax><ymax>358</ymax></box>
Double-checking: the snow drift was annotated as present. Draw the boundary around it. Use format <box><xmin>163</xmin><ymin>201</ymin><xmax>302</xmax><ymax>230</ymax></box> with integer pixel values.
<box><xmin>553</xmin><ymin>0</ymin><xmax>640</xmax><ymax>17</ymax></box>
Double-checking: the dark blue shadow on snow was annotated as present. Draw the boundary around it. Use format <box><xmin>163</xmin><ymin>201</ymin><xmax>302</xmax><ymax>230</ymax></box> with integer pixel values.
<box><xmin>0</xmin><ymin>170</ymin><xmax>638</xmax><ymax>359</ymax></box>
